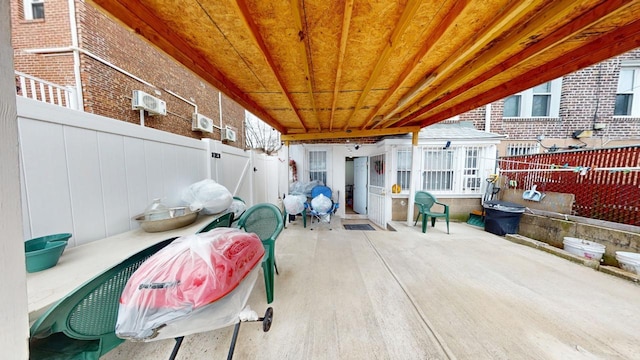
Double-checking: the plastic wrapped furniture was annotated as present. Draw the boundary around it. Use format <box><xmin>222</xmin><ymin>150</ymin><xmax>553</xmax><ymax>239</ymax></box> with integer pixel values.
<box><xmin>414</xmin><ymin>191</ymin><xmax>450</xmax><ymax>234</ymax></box>
<box><xmin>282</xmin><ymin>194</ymin><xmax>307</xmax><ymax>228</ymax></box>
<box><xmin>116</xmin><ymin>229</ymin><xmax>272</xmax><ymax>360</ymax></box>
<box><xmin>307</xmin><ymin>185</ymin><xmax>339</xmax><ymax>230</ymax></box>
<box><xmin>235</xmin><ymin>203</ymin><xmax>284</xmax><ymax>304</ymax></box>
<box><xmin>29</xmin><ymin>238</ymin><xmax>176</xmax><ymax>360</ymax></box>
<box><xmin>197</xmin><ymin>212</ymin><xmax>234</xmax><ymax>233</ymax></box>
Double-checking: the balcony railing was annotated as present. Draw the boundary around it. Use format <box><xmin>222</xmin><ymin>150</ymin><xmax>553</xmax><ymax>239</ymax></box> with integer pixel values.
<box><xmin>15</xmin><ymin>71</ymin><xmax>79</xmax><ymax>110</ymax></box>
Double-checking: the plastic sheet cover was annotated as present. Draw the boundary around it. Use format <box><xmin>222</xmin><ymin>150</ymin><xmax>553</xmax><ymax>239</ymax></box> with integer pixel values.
<box><xmin>116</xmin><ymin>228</ymin><xmax>264</xmax><ymax>341</ymax></box>
<box><xmin>283</xmin><ymin>194</ymin><xmax>306</xmax><ymax>215</ymax></box>
<box><xmin>181</xmin><ymin>179</ymin><xmax>233</xmax><ymax>214</ymax></box>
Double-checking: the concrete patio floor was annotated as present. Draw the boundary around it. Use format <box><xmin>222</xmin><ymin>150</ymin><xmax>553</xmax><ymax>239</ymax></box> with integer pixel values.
<box><xmin>103</xmin><ymin>219</ymin><xmax>640</xmax><ymax>360</ymax></box>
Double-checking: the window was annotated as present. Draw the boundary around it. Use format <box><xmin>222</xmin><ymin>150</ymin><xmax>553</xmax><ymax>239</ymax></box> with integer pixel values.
<box><xmin>463</xmin><ymin>147</ymin><xmax>481</xmax><ymax>192</ymax></box>
<box><xmin>395</xmin><ymin>148</ymin><xmax>412</xmax><ymax>192</ymax></box>
<box><xmin>24</xmin><ymin>0</ymin><xmax>45</xmax><ymax>20</ymax></box>
<box><xmin>503</xmin><ymin>78</ymin><xmax>562</xmax><ymax>118</ymax></box>
<box><xmin>615</xmin><ymin>67</ymin><xmax>639</xmax><ymax>117</ymax></box>
<box><xmin>506</xmin><ymin>143</ymin><xmax>540</xmax><ymax>156</ymax></box>
<box><xmin>370</xmin><ymin>154</ymin><xmax>385</xmax><ymax>187</ymax></box>
<box><xmin>422</xmin><ymin>149</ymin><xmax>454</xmax><ymax>191</ymax></box>
<box><xmin>308</xmin><ymin>150</ymin><xmax>327</xmax><ymax>185</ymax></box>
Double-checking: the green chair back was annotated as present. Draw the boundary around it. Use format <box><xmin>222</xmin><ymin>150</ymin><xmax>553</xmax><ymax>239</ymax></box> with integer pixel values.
<box><xmin>197</xmin><ymin>212</ymin><xmax>234</xmax><ymax>233</ymax></box>
<box><xmin>415</xmin><ymin>191</ymin><xmax>437</xmax><ymax>210</ymax></box>
<box><xmin>235</xmin><ymin>203</ymin><xmax>283</xmax><ymax>303</ymax></box>
<box><xmin>29</xmin><ymin>238</ymin><xmax>175</xmax><ymax>359</ymax></box>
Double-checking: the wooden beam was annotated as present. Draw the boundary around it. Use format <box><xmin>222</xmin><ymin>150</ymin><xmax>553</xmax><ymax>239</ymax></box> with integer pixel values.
<box><xmin>360</xmin><ymin>0</ymin><xmax>471</xmax><ymax>130</ymax></box>
<box><xmin>234</xmin><ymin>0</ymin><xmax>308</xmax><ymax>132</ymax></box>
<box><xmin>88</xmin><ymin>0</ymin><xmax>288</xmax><ymax>133</ymax></box>
<box><xmin>340</xmin><ymin>0</ymin><xmax>422</xmax><ymax>130</ymax></box>
<box><xmin>280</xmin><ymin>126</ymin><xmax>420</xmax><ymax>141</ymax></box>
<box><xmin>413</xmin><ymin>19</ymin><xmax>640</xmax><ymax>127</ymax></box>
<box><xmin>394</xmin><ymin>0</ymin><xmax>637</xmax><ymax>127</ymax></box>
<box><xmin>329</xmin><ymin>0</ymin><xmax>354</xmax><ymax>131</ymax></box>
<box><xmin>289</xmin><ymin>0</ymin><xmax>321</xmax><ymax>131</ymax></box>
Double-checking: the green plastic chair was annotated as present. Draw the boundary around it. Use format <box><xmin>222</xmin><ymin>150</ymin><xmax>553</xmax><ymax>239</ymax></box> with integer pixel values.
<box><xmin>197</xmin><ymin>212</ymin><xmax>234</xmax><ymax>233</ymax></box>
<box><xmin>414</xmin><ymin>191</ymin><xmax>450</xmax><ymax>234</ymax></box>
<box><xmin>231</xmin><ymin>196</ymin><xmax>246</xmax><ymax>226</ymax></box>
<box><xmin>29</xmin><ymin>238</ymin><xmax>176</xmax><ymax>359</ymax></box>
<box><xmin>235</xmin><ymin>203</ymin><xmax>283</xmax><ymax>304</ymax></box>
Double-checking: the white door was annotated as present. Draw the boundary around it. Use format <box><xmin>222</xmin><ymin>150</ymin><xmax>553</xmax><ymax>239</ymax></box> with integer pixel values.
<box><xmin>368</xmin><ymin>153</ymin><xmax>386</xmax><ymax>228</ymax></box>
<box><xmin>353</xmin><ymin>157</ymin><xmax>367</xmax><ymax>214</ymax></box>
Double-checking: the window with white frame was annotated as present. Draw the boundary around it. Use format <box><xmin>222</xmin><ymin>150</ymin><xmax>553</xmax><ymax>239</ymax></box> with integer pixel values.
<box><xmin>370</xmin><ymin>154</ymin><xmax>385</xmax><ymax>187</ymax></box>
<box><xmin>24</xmin><ymin>0</ymin><xmax>45</xmax><ymax>20</ymax></box>
<box><xmin>395</xmin><ymin>148</ymin><xmax>412</xmax><ymax>192</ymax></box>
<box><xmin>422</xmin><ymin>148</ymin><xmax>454</xmax><ymax>191</ymax></box>
<box><xmin>308</xmin><ymin>150</ymin><xmax>327</xmax><ymax>185</ymax></box>
<box><xmin>503</xmin><ymin>78</ymin><xmax>562</xmax><ymax>118</ymax></box>
<box><xmin>419</xmin><ymin>145</ymin><xmax>493</xmax><ymax>195</ymax></box>
<box><xmin>506</xmin><ymin>142</ymin><xmax>540</xmax><ymax>156</ymax></box>
<box><xmin>614</xmin><ymin>67</ymin><xmax>640</xmax><ymax>117</ymax></box>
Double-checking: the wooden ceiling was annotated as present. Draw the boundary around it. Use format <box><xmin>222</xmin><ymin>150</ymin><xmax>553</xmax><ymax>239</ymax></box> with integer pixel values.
<box><xmin>89</xmin><ymin>0</ymin><xmax>640</xmax><ymax>141</ymax></box>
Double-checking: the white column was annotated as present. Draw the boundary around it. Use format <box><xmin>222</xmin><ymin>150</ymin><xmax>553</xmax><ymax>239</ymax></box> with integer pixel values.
<box><xmin>1</xmin><ymin>1</ymin><xmax>30</xmax><ymax>357</ymax></box>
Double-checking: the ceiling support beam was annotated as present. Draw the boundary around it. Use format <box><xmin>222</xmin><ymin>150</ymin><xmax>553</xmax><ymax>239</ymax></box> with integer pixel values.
<box><xmin>392</xmin><ymin>0</ymin><xmax>637</xmax><ymax>128</ymax></box>
<box><xmin>281</xmin><ymin>126</ymin><xmax>420</xmax><ymax>141</ymax></box>
<box><xmin>413</xmin><ymin>19</ymin><xmax>640</xmax><ymax>128</ymax></box>
<box><xmin>328</xmin><ymin>0</ymin><xmax>354</xmax><ymax>131</ymax></box>
<box><xmin>340</xmin><ymin>0</ymin><xmax>423</xmax><ymax>131</ymax></box>
<box><xmin>234</xmin><ymin>0</ymin><xmax>308</xmax><ymax>132</ymax></box>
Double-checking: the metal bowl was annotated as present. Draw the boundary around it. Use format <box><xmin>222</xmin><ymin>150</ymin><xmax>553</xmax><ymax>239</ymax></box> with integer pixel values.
<box><xmin>133</xmin><ymin>207</ymin><xmax>201</xmax><ymax>232</ymax></box>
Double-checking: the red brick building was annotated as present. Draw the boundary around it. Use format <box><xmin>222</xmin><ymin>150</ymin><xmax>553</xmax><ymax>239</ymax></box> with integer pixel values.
<box><xmin>11</xmin><ymin>0</ymin><xmax>245</xmax><ymax>145</ymax></box>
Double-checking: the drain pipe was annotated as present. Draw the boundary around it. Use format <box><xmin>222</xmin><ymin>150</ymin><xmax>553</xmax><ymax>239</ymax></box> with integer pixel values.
<box><xmin>485</xmin><ymin>103</ymin><xmax>491</xmax><ymax>133</ymax></box>
<box><xmin>68</xmin><ymin>0</ymin><xmax>83</xmax><ymax>110</ymax></box>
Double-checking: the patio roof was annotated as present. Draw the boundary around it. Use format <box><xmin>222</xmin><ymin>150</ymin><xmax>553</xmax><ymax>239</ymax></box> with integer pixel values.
<box><xmin>88</xmin><ymin>0</ymin><xmax>640</xmax><ymax>141</ymax></box>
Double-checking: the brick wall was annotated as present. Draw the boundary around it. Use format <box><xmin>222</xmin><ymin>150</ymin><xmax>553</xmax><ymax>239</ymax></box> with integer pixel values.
<box><xmin>11</xmin><ymin>0</ymin><xmax>246</xmax><ymax>146</ymax></box>
<box><xmin>459</xmin><ymin>48</ymin><xmax>640</xmax><ymax>144</ymax></box>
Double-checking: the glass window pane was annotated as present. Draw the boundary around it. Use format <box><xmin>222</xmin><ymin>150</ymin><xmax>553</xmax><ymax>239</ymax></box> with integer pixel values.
<box><xmin>614</xmin><ymin>94</ymin><xmax>633</xmax><ymax>115</ymax></box>
<box><xmin>32</xmin><ymin>3</ymin><xmax>44</xmax><ymax>19</ymax></box>
<box><xmin>503</xmin><ymin>95</ymin><xmax>520</xmax><ymax>117</ymax></box>
<box><xmin>532</xmin><ymin>95</ymin><xmax>550</xmax><ymax>116</ymax></box>
<box><xmin>617</xmin><ymin>69</ymin><xmax>634</xmax><ymax>93</ymax></box>
<box><xmin>533</xmin><ymin>82</ymin><xmax>551</xmax><ymax>93</ymax></box>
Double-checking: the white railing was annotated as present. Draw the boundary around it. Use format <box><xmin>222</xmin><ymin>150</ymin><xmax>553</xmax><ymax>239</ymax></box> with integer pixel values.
<box><xmin>15</xmin><ymin>71</ymin><xmax>79</xmax><ymax>110</ymax></box>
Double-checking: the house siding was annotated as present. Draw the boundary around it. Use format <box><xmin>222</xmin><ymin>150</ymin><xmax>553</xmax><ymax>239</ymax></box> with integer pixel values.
<box><xmin>11</xmin><ymin>0</ymin><xmax>245</xmax><ymax>146</ymax></box>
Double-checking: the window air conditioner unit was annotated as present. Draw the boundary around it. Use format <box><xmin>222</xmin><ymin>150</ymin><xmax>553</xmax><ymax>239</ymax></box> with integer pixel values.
<box><xmin>192</xmin><ymin>113</ymin><xmax>214</xmax><ymax>133</ymax></box>
<box><xmin>132</xmin><ymin>90</ymin><xmax>167</xmax><ymax>116</ymax></box>
<box><xmin>222</xmin><ymin>127</ymin><xmax>237</xmax><ymax>142</ymax></box>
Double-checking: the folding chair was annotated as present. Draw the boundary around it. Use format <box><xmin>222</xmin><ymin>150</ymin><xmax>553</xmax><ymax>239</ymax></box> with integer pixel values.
<box><xmin>307</xmin><ymin>185</ymin><xmax>339</xmax><ymax>230</ymax></box>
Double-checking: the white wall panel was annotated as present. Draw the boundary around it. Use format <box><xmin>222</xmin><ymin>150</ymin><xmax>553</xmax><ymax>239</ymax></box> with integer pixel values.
<box><xmin>143</xmin><ymin>140</ymin><xmax>165</xmax><ymax>202</ymax></box>
<box><xmin>18</xmin><ymin>119</ymin><xmax>74</xmax><ymax>242</ymax></box>
<box><xmin>64</xmin><ymin>126</ymin><xmax>106</xmax><ymax>245</ymax></box>
<box><xmin>98</xmin><ymin>133</ymin><xmax>130</xmax><ymax>236</ymax></box>
<box><xmin>124</xmin><ymin>138</ymin><xmax>148</xmax><ymax>229</ymax></box>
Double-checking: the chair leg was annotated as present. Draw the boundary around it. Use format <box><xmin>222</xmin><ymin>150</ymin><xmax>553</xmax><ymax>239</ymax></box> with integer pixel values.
<box><xmin>422</xmin><ymin>216</ymin><xmax>427</xmax><ymax>233</ymax></box>
<box><xmin>168</xmin><ymin>337</ymin><xmax>184</xmax><ymax>360</ymax></box>
<box><xmin>431</xmin><ymin>217</ymin><xmax>436</xmax><ymax>228</ymax></box>
<box><xmin>446</xmin><ymin>215</ymin><xmax>450</xmax><ymax>234</ymax></box>
<box><xmin>227</xmin><ymin>322</ymin><xmax>241</xmax><ymax>360</ymax></box>
<box><xmin>414</xmin><ymin>212</ymin><xmax>421</xmax><ymax>226</ymax></box>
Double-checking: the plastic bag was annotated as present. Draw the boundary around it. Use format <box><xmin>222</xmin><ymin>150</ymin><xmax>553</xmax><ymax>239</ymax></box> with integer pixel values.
<box><xmin>283</xmin><ymin>194</ymin><xmax>306</xmax><ymax>215</ymax></box>
<box><xmin>116</xmin><ymin>228</ymin><xmax>264</xmax><ymax>341</ymax></box>
<box><xmin>228</xmin><ymin>199</ymin><xmax>247</xmax><ymax>219</ymax></box>
<box><xmin>311</xmin><ymin>193</ymin><xmax>332</xmax><ymax>214</ymax></box>
<box><xmin>181</xmin><ymin>179</ymin><xmax>233</xmax><ymax>214</ymax></box>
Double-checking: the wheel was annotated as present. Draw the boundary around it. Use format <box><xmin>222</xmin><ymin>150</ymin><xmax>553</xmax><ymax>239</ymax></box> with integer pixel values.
<box><xmin>262</xmin><ymin>307</ymin><xmax>273</xmax><ymax>332</ymax></box>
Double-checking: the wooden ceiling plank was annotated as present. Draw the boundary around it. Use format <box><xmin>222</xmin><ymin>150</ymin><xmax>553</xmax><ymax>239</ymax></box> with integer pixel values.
<box><xmin>329</xmin><ymin>0</ymin><xmax>355</xmax><ymax>131</ymax></box>
<box><xmin>234</xmin><ymin>0</ymin><xmax>308</xmax><ymax>132</ymax></box>
<box><xmin>289</xmin><ymin>0</ymin><xmax>321</xmax><ymax>131</ymax></box>
<box><xmin>280</xmin><ymin>126</ymin><xmax>420</xmax><ymax>141</ymax></box>
<box><xmin>414</xmin><ymin>20</ymin><xmax>640</xmax><ymax>128</ymax></box>
<box><xmin>395</xmin><ymin>0</ymin><xmax>636</xmax><ymax>127</ymax></box>
<box><xmin>89</xmin><ymin>0</ymin><xmax>287</xmax><ymax>133</ymax></box>
<box><xmin>359</xmin><ymin>0</ymin><xmax>475</xmax><ymax>130</ymax></box>
<box><xmin>337</xmin><ymin>0</ymin><xmax>423</xmax><ymax>131</ymax></box>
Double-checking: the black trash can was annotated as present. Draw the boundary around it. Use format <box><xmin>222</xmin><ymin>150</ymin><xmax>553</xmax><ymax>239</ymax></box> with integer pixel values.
<box><xmin>483</xmin><ymin>200</ymin><xmax>526</xmax><ymax>236</ymax></box>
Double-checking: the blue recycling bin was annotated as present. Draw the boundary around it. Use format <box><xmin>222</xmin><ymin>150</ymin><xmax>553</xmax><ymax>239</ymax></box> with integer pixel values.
<box><xmin>483</xmin><ymin>200</ymin><xmax>526</xmax><ymax>236</ymax></box>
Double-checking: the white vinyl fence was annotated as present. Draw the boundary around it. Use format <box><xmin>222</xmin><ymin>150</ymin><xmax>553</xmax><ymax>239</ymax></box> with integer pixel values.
<box><xmin>17</xmin><ymin>97</ymin><xmax>276</xmax><ymax>247</ymax></box>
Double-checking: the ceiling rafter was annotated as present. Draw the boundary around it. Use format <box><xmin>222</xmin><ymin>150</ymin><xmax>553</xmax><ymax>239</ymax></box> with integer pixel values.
<box><xmin>234</xmin><ymin>0</ymin><xmax>308</xmax><ymax>132</ymax></box>
<box><xmin>280</xmin><ymin>126</ymin><xmax>420</xmax><ymax>141</ymax></box>
<box><xmin>414</xmin><ymin>20</ymin><xmax>640</xmax><ymax>127</ymax></box>
<box><xmin>328</xmin><ymin>0</ymin><xmax>355</xmax><ymax>131</ymax></box>
<box><xmin>359</xmin><ymin>0</ymin><xmax>471</xmax><ymax>131</ymax></box>
<box><xmin>337</xmin><ymin>0</ymin><xmax>423</xmax><ymax>131</ymax></box>
<box><xmin>392</xmin><ymin>0</ymin><xmax>636</xmax><ymax>128</ymax></box>
<box><xmin>89</xmin><ymin>0</ymin><xmax>287</xmax><ymax>133</ymax></box>
<box><xmin>289</xmin><ymin>0</ymin><xmax>321</xmax><ymax>131</ymax></box>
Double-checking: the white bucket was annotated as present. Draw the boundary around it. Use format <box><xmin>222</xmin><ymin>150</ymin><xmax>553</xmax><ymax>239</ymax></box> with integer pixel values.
<box><xmin>615</xmin><ymin>251</ymin><xmax>640</xmax><ymax>275</ymax></box>
<box><xmin>562</xmin><ymin>237</ymin><xmax>605</xmax><ymax>261</ymax></box>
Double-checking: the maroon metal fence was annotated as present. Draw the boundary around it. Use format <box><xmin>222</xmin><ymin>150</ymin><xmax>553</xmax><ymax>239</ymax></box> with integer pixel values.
<box><xmin>498</xmin><ymin>146</ymin><xmax>640</xmax><ymax>226</ymax></box>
